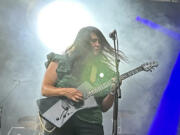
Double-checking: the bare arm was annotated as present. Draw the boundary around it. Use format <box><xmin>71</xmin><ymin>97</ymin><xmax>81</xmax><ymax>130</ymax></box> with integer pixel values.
<box><xmin>41</xmin><ymin>61</ymin><xmax>83</xmax><ymax>102</ymax></box>
<box><xmin>101</xmin><ymin>94</ymin><xmax>114</xmax><ymax>112</ymax></box>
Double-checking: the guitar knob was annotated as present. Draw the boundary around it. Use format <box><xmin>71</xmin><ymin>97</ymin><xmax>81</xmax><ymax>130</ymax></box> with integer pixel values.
<box><xmin>56</xmin><ymin>117</ymin><xmax>60</xmax><ymax>121</ymax></box>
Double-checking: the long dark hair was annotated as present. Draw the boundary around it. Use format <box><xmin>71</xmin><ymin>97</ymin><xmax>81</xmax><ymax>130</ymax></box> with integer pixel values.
<box><xmin>65</xmin><ymin>26</ymin><xmax>127</xmax><ymax>65</ymax></box>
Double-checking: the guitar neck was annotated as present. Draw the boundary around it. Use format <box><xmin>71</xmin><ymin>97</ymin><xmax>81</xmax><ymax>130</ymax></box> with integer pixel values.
<box><xmin>87</xmin><ymin>66</ymin><xmax>143</xmax><ymax>97</ymax></box>
<box><xmin>120</xmin><ymin>66</ymin><xmax>143</xmax><ymax>80</ymax></box>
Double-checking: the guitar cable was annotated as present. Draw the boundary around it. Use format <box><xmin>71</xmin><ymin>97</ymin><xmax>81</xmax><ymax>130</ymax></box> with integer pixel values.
<box><xmin>38</xmin><ymin>113</ymin><xmax>56</xmax><ymax>134</ymax></box>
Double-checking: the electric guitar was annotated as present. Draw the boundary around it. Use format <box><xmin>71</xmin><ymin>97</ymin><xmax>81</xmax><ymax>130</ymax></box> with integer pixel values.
<box><xmin>37</xmin><ymin>61</ymin><xmax>158</xmax><ymax>128</ymax></box>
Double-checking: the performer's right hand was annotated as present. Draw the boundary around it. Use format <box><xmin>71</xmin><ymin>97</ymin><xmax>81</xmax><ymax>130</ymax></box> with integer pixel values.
<box><xmin>64</xmin><ymin>88</ymin><xmax>83</xmax><ymax>102</ymax></box>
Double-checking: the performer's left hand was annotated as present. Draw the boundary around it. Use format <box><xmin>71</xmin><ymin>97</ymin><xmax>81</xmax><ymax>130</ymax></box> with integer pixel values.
<box><xmin>111</xmin><ymin>77</ymin><xmax>122</xmax><ymax>92</ymax></box>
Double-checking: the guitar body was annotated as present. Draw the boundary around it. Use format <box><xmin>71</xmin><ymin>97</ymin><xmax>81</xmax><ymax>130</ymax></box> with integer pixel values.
<box><xmin>37</xmin><ymin>82</ymin><xmax>98</xmax><ymax>128</ymax></box>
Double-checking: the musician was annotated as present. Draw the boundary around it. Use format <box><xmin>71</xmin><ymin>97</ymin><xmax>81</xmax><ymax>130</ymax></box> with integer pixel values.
<box><xmin>41</xmin><ymin>26</ymin><xmax>125</xmax><ymax>135</ymax></box>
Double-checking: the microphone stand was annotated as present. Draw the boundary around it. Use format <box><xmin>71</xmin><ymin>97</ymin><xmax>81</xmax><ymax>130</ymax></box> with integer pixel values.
<box><xmin>110</xmin><ymin>30</ymin><xmax>121</xmax><ymax>135</ymax></box>
<box><xmin>0</xmin><ymin>106</ymin><xmax>2</xmax><ymax>128</ymax></box>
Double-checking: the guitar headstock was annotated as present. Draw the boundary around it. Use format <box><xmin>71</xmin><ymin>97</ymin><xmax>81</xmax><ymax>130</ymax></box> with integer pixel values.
<box><xmin>141</xmin><ymin>61</ymin><xmax>158</xmax><ymax>72</ymax></box>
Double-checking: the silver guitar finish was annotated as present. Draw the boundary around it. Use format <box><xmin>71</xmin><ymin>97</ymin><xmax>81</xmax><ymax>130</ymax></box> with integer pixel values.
<box><xmin>39</xmin><ymin>82</ymin><xmax>98</xmax><ymax>128</ymax></box>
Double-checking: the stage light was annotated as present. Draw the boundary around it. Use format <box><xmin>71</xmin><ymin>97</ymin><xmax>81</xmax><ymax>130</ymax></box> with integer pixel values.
<box><xmin>136</xmin><ymin>16</ymin><xmax>180</xmax><ymax>135</ymax></box>
<box><xmin>37</xmin><ymin>0</ymin><xmax>95</xmax><ymax>53</ymax></box>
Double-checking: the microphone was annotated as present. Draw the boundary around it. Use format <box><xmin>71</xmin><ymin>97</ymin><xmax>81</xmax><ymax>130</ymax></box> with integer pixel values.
<box><xmin>109</xmin><ymin>30</ymin><xmax>117</xmax><ymax>39</ymax></box>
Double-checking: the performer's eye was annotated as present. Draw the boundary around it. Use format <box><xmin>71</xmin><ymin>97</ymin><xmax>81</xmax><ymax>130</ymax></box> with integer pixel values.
<box><xmin>90</xmin><ymin>38</ymin><xmax>101</xmax><ymax>44</ymax></box>
<box><xmin>91</xmin><ymin>38</ymin><xmax>98</xmax><ymax>43</ymax></box>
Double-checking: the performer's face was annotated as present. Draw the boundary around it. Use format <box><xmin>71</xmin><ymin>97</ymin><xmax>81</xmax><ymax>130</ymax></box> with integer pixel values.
<box><xmin>90</xmin><ymin>33</ymin><xmax>101</xmax><ymax>55</ymax></box>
